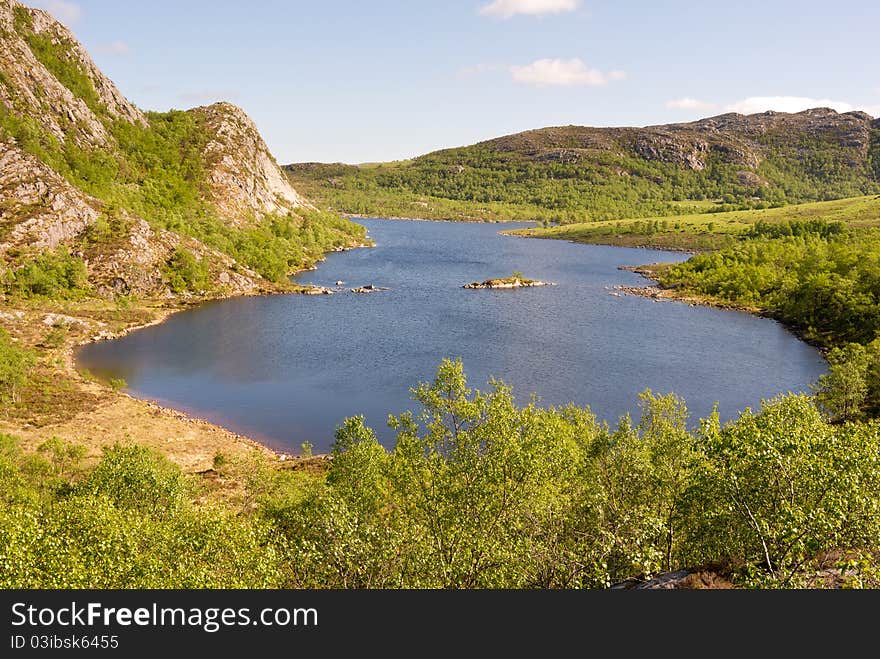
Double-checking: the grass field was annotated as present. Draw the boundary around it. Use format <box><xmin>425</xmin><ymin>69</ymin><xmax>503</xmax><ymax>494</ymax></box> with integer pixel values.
<box><xmin>506</xmin><ymin>195</ymin><xmax>880</xmax><ymax>250</ymax></box>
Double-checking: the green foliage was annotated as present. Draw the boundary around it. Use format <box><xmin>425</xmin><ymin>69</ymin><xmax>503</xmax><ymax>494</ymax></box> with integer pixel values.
<box><xmin>814</xmin><ymin>344</ymin><xmax>869</xmax><ymax>422</ymax></box>
<box><xmin>0</xmin><ymin>101</ymin><xmax>367</xmax><ymax>287</ymax></box>
<box><xmin>0</xmin><ymin>438</ymin><xmax>284</xmax><ymax>588</ymax></box>
<box><xmin>746</xmin><ymin>218</ymin><xmax>846</xmax><ymax>239</ymax></box>
<box><xmin>76</xmin><ymin>444</ymin><xmax>190</xmax><ymax>515</ymax></box>
<box><xmin>14</xmin><ymin>6</ymin><xmax>101</xmax><ymax>112</ymax></box>
<box><xmin>80</xmin><ymin>212</ymin><xmax>130</xmax><ymax>249</ymax></box>
<box><xmin>4</xmin><ymin>247</ymin><xmax>89</xmax><ymax>299</ymax></box>
<box><xmin>287</xmin><ymin>122</ymin><xmax>880</xmax><ymax>225</ymax></box>
<box><xmin>162</xmin><ymin>247</ymin><xmax>211</xmax><ymax>294</ymax></box>
<box><xmin>682</xmin><ymin>395</ymin><xmax>880</xmax><ymax>586</ymax></box>
<box><xmin>810</xmin><ymin>338</ymin><xmax>880</xmax><ymax>421</ymax></box>
<box><xmin>1</xmin><ymin>363</ymin><xmax>880</xmax><ymax>588</ymax></box>
<box><xmin>37</xmin><ymin>437</ymin><xmax>86</xmax><ymax>482</ymax></box>
<box><xmin>108</xmin><ymin>377</ymin><xmax>127</xmax><ymax>392</ymax></box>
<box><xmin>266</xmin><ymin>361</ymin><xmax>880</xmax><ymax>588</ymax></box>
<box><xmin>870</xmin><ymin>130</ymin><xmax>880</xmax><ymax>182</ymax></box>
<box><xmin>514</xmin><ymin>195</ymin><xmax>880</xmax><ymax>251</ymax></box>
<box><xmin>0</xmin><ymin>329</ymin><xmax>36</xmax><ymax>404</ymax></box>
<box><xmin>659</xmin><ymin>228</ymin><xmax>880</xmax><ymax>346</ymax></box>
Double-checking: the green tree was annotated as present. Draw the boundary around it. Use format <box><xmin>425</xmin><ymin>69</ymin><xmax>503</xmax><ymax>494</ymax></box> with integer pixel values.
<box><xmin>0</xmin><ymin>329</ymin><xmax>35</xmax><ymax>404</ymax></box>
<box><xmin>813</xmin><ymin>343</ymin><xmax>869</xmax><ymax>422</ymax></box>
<box><xmin>682</xmin><ymin>395</ymin><xmax>879</xmax><ymax>585</ymax></box>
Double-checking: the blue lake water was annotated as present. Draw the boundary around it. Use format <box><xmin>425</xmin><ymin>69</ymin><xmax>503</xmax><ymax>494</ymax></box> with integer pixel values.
<box><xmin>76</xmin><ymin>219</ymin><xmax>827</xmax><ymax>453</ymax></box>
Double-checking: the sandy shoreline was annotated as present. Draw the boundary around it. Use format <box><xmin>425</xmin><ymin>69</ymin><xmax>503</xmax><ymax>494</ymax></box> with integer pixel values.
<box><xmin>50</xmin><ymin>244</ymin><xmax>377</xmax><ymax>468</ymax></box>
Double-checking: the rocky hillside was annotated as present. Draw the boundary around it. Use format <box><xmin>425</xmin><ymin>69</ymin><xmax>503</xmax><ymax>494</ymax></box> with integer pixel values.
<box><xmin>194</xmin><ymin>102</ymin><xmax>312</xmax><ymax>224</ymax></box>
<box><xmin>287</xmin><ymin>108</ymin><xmax>880</xmax><ymax>224</ymax></box>
<box><xmin>0</xmin><ymin>0</ymin><xmax>364</xmax><ymax>299</ymax></box>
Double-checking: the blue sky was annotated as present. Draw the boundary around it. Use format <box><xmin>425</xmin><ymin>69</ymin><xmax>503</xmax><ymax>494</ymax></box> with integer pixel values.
<box><xmin>29</xmin><ymin>0</ymin><xmax>880</xmax><ymax>163</ymax></box>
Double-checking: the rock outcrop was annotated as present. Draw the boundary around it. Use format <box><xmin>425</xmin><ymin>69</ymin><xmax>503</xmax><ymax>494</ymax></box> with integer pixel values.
<box><xmin>0</xmin><ymin>0</ymin><xmax>145</xmax><ymax>148</ymax></box>
<box><xmin>428</xmin><ymin>107</ymin><xmax>877</xmax><ymax>175</ymax></box>
<box><xmin>463</xmin><ymin>277</ymin><xmax>556</xmax><ymax>290</ymax></box>
<box><xmin>195</xmin><ymin>102</ymin><xmax>313</xmax><ymax>224</ymax></box>
<box><xmin>0</xmin><ymin>139</ymin><xmax>99</xmax><ymax>252</ymax></box>
<box><xmin>0</xmin><ymin>0</ymin><xmax>332</xmax><ymax>298</ymax></box>
<box><xmin>350</xmin><ymin>284</ymin><xmax>389</xmax><ymax>294</ymax></box>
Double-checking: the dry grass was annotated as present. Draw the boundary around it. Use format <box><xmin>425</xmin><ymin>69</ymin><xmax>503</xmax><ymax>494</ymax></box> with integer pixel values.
<box><xmin>0</xmin><ymin>296</ymin><xmax>278</xmax><ymax>479</ymax></box>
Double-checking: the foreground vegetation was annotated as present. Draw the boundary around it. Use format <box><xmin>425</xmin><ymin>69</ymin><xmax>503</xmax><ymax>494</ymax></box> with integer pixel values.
<box><xmin>4</xmin><ymin>2</ymin><xmax>880</xmax><ymax>590</ymax></box>
<box><xmin>2</xmin><ymin>359</ymin><xmax>878</xmax><ymax>589</ymax></box>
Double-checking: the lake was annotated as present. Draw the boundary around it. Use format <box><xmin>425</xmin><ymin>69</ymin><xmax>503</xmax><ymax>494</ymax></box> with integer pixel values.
<box><xmin>76</xmin><ymin>219</ymin><xmax>827</xmax><ymax>453</ymax></box>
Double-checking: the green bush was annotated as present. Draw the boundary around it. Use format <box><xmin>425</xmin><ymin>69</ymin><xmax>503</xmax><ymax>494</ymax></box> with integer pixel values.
<box><xmin>162</xmin><ymin>247</ymin><xmax>211</xmax><ymax>294</ymax></box>
<box><xmin>659</xmin><ymin>229</ymin><xmax>880</xmax><ymax>346</ymax></box>
<box><xmin>0</xmin><ymin>328</ymin><xmax>35</xmax><ymax>404</ymax></box>
<box><xmin>2</xmin><ymin>364</ymin><xmax>880</xmax><ymax>589</ymax></box>
<box><xmin>76</xmin><ymin>445</ymin><xmax>191</xmax><ymax>515</ymax></box>
<box><xmin>4</xmin><ymin>248</ymin><xmax>88</xmax><ymax>299</ymax></box>
<box><xmin>682</xmin><ymin>395</ymin><xmax>880</xmax><ymax>586</ymax></box>
<box><xmin>108</xmin><ymin>377</ymin><xmax>127</xmax><ymax>392</ymax></box>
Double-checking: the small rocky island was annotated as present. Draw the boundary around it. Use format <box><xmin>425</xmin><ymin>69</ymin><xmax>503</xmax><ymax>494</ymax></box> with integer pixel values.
<box><xmin>351</xmin><ymin>284</ymin><xmax>390</xmax><ymax>294</ymax></box>
<box><xmin>463</xmin><ymin>272</ymin><xmax>557</xmax><ymax>290</ymax></box>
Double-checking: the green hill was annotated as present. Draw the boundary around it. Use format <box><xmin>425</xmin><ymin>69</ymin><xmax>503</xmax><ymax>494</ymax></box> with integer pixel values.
<box><xmin>287</xmin><ymin>110</ymin><xmax>880</xmax><ymax>224</ymax></box>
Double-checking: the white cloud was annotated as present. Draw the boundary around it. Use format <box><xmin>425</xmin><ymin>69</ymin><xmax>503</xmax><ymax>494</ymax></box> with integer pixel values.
<box><xmin>94</xmin><ymin>41</ymin><xmax>130</xmax><ymax>56</ymax></box>
<box><xmin>725</xmin><ymin>96</ymin><xmax>855</xmax><ymax>114</ymax></box>
<box><xmin>510</xmin><ymin>58</ymin><xmax>623</xmax><ymax>87</ymax></box>
<box><xmin>663</xmin><ymin>95</ymin><xmax>879</xmax><ymax>117</ymax></box>
<box><xmin>31</xmin><ymin>0</ymin><xmax>82</xmax><ymax>25</ymax></box>
<box><xmin>479</xmin><ymin>0</ymin><xmax>580</xmax><ymax>19</ymax></box>
<box><xmin>665</xmin><ymin>97</ymin><xmax>717</xmax><ymax>111</ymax></box>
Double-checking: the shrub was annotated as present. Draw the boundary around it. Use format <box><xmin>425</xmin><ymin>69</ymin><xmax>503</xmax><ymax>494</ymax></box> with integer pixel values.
<box><xmin>108</xmin><ymin>378</ymin><xmax>127</xmax><ymax>392</ymax></box>
<box><xmin>4</xmin><ymin>248</ymin><xmax>89</xmax><ymax>299</ymax></box>
<box><xmin>76</xmin><ymin>445</ymin><xmax>191</xmax><ymax>515</ymax></box>
<box><xmin>0</xmin><ymin>328</ymin><xmax>35</xmax><ymax>403</ymax></box>
<box><xmin>162</xmin><ymin>247</ymin><xmax>211</xmax><ymax>294</ymax></box>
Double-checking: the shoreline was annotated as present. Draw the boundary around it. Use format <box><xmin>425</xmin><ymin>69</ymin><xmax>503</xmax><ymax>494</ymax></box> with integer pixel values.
<box><xmin>515</xmin><ymin>230</ymin><xmax>828</xmax><ymax>354</ymax></box>
<box><xmin>61</xmin><ymin>292</ymin><xmax>328</xmax><ymax>468</ymax></box>
<box><xmin>505</xmin><ymin>229</ymin><xmax>706</xmax><ymax>254</ymax></box>
<box><xmin>614</xmin><ymin>264</ymin><xmax>830</xmax><ymax>355</ymax></box>
<box><xmin>24</xmin><ymin>227</ymin><xmax>825</xmax><ymax>474</ymax></box>
<box><xmin>2</xmin><ymin>260</ymin><xmax>365</xmax><ymax>473</ymax></box>
<box><xmin>343</xmin><ymin>213</ymin><xmax>535</xmax><ymax>226</ymax></box>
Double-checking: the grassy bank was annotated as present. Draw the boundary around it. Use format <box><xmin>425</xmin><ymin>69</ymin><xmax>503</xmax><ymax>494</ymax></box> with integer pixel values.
<box><xmin>506</xmin><ymin>195</ymin><xmax>880</xmax><ymax>251</ymax></box>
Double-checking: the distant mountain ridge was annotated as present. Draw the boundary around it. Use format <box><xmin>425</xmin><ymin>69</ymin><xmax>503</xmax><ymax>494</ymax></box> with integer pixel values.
<box><xmin>0</xmin><ymin>0</ymin><xmax>362</xmax><ymax>298</ymax></box>
<box><xmin>287</xmin><ymin>108</ymin><xmax>880</xmax><ymax>224</ymax></box>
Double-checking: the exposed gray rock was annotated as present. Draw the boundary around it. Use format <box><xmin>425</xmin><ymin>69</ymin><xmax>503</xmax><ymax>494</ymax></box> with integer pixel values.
<box><xmin>0</xmin><ymin>0</ymin><xmax>145</xmax><ymax>149</ymax></box>
<box><xmin>0</xmin><ymin>139</ymin><xmax>100</xmax><ymax>252</ymax></box>
<box><xmin>194</xmin><ymin>102</ymin><xmax>313</xmax><ymax>224</ymax></box>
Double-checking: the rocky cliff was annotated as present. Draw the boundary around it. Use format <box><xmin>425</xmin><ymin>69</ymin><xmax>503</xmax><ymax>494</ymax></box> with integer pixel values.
<box><xmin>0</xmin><ymin>0</ymin><xmax>145</xmax><ymax>148</ymax></box>
<box><xmin>194</xmin><ymin>102</ymin><xmax>313</xmax><ymax>224</ymax></box>
<box><xmin>0</xmin><ymin>0</ymin><xmax>357</xmax><ymax>298</ymax></box>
